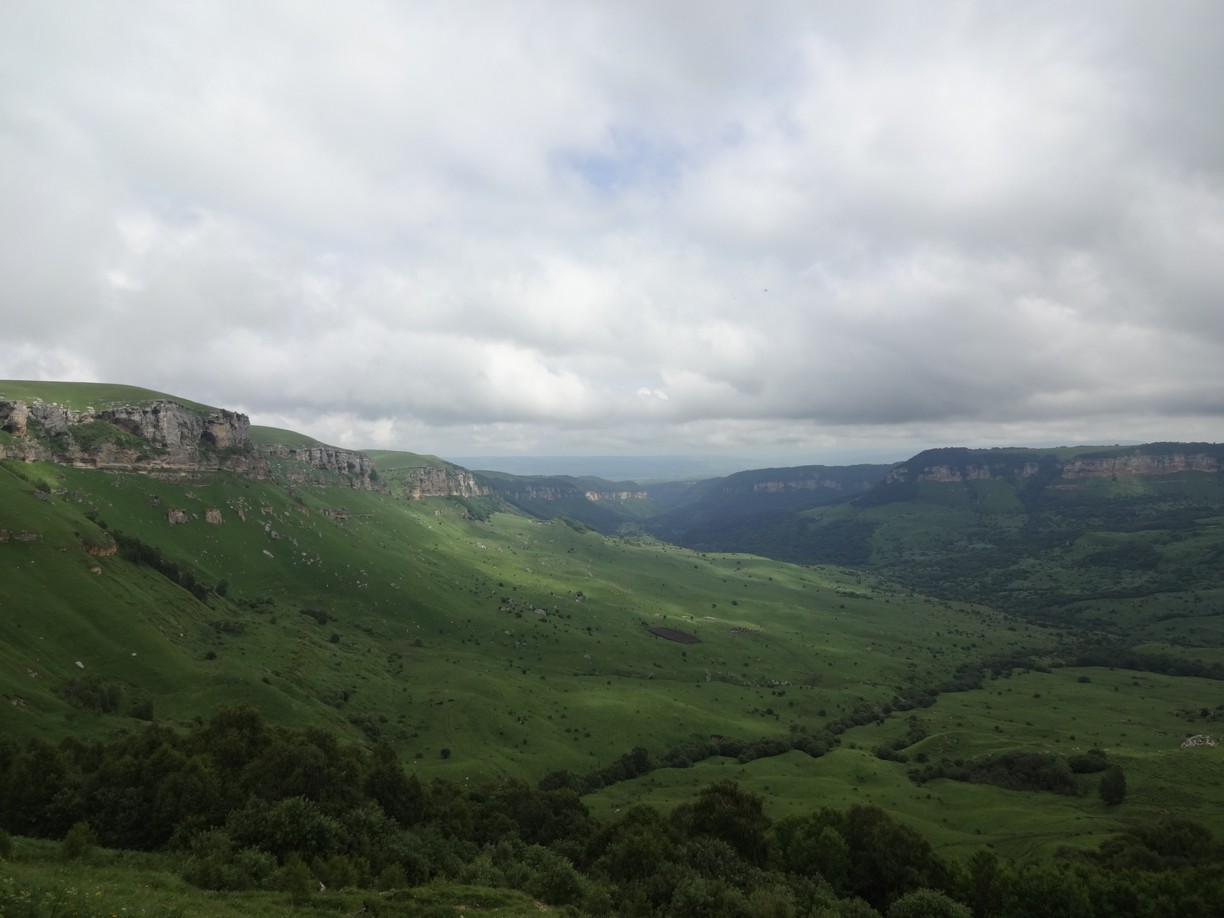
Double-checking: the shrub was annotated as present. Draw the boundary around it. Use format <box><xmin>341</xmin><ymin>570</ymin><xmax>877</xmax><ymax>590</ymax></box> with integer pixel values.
<box><xmin>277</xmin><ymin>854</ymin><xmax>314</xmax><ymax>906</ymax></box>
<box><xmin>1100</xmin><ymin>766</ymin><xmax>1127</xmax><ymax>806</ymax></box>
<box><xmin>888</xmin><ymin>888</ymin><xmax>971</xmax><ymax>918</ymax></box>
<box><xmin>62</xmin><ymin>820</ymin><xmax>95</xmax><ymax>860</ymax></box>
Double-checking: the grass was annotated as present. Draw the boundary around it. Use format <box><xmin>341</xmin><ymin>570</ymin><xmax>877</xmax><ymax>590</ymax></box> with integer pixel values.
<box><xmin>0</xmin><ymin>837</ymin><xmax>554</xmax><ymax>917</ymax></box>
<box><xmin>0</xmin><ymin>380</ymin><xmax>217</xmax><ymax>414</ymax></box>
<box><xmin>585</xmin><ymin>663</ymin><xmax>1224</xmax><ymax>861</ymax></box>
<box><xmin>248</xmin><ymin>426</ymin><xmax>329</xmax><ymax>448</ymax></box>
<box><xmin>1</xmin><ymin>456</ymin><xmax>1055</xmax><ymax>785</ymax></box>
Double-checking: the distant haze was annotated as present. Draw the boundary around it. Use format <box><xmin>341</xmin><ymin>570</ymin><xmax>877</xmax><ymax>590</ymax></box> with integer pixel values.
<box><xmin>448</xmin><ymin>455</ymin><xmax>853</xmax><ymax>481</ymax></box>
<box><xmin>3</xmin><ymin>2</ymin><xmax>1223</xmax><ymax>461</ymax></box>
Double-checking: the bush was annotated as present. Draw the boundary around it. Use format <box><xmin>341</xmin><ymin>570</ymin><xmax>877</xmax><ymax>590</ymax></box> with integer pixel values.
<box><xmin>1099</xmin><ymin>766</ymin><xmax>1127</xmax><ymax>806</ymax></box>
<box><xmin>277</xmin><ymin>854</ymin><xmax>315</xmax><ymax>906</ymax></box>
<box><xmin>62</xmin><ymin>820</ymin><xmax>95</xmax><ymax>860</ymax></box>
<box><xmin>888</xmin><ymin>888</ymin><xmax>971</xmax><ymax>918</ymax></box>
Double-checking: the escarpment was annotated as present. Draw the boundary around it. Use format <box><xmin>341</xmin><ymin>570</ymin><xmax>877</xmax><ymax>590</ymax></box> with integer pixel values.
<box><xmin>0</xmin><ymin>398</ymin><xmax>265</xmax><ymax>475</ymax></box>
<box><xmin>885</xmin><ymin>445</ymin><xmax>1223</xmax><ymax>485</ymax></box>
<box><xmin>260</xmin><ymin>444</ymin><xmax>384</xmax><ymax>491</ymax></box>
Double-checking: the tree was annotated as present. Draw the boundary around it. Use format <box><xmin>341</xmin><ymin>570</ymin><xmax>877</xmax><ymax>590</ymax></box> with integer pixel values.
<box><xmin>888</xmin><ymin>888</ymin><xmax>971</xmax><ymax>918</ymax></box>
<box><xmin>63</xmin><ymin>820</ymin><xmax>96</xmax><ymax>860</ymax></box>
<box><xmin>1099</xmin><ymin>766</ymin><xmax>1127</xmax><ymax>807</ymax></box>
<box><xmin>674</xmin><ymin>780</ymin><xmax>770</xmax><ymax>866</ymax></box>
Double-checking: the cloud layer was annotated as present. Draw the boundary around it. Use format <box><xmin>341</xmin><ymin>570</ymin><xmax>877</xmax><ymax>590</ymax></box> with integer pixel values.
<box><xmin>3</xmin><ymin>1</ymin><xmax>1222</xmax><ymax>463</ymax></box>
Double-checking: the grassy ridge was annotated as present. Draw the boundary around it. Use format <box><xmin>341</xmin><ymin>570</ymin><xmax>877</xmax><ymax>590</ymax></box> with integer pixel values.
<box><xmin>0</xmin><ymin>380</ymin><xmax>217</xmax><ymax>414</ymax></box>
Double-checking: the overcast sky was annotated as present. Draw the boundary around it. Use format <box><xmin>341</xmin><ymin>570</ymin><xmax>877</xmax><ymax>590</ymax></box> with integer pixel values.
<box><xmin>3</xmin><ymin>1</ymin><xmax>1222</xmax><ymax>468</ymax></box>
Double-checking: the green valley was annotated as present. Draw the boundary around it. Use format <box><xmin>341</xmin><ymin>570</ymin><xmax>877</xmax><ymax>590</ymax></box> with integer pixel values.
<box><xmin>2</xmin><ymin>381</ymin><xmax>1223</xmax><ymax>916</ymax></box>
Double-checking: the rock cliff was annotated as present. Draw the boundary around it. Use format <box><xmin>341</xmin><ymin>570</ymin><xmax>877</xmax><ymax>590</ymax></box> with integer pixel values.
<box><xmin>396</xmin><ymin>465</ymin><xmax>487</xmax><ymax>499</ymax></box>
<box><xmin>584</xmin><ymin>489</ymin><xmax>649</xmax><ymax>502</ymax></box>
<box><xmin>261</xmin><ymin>445</ymin><xmax>383</xmax><ymax>491</ymax></box>
<box><xmin>0</xmin><ymin>398</ymin><xmax>266</xmax><ymax>475</ymax></box>
<box><xmin>885</xmin><ymin>445</ymin><xmax>1223</xmax><ymax>485</ymax></box>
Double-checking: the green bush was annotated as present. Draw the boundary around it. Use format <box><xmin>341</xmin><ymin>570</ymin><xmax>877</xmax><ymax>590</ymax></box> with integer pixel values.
<box><xmin>62</xmin><ymin>820</ymin><xmax>95</xmax><ymax>860</ymax></box>
<box><xmin>278</xmin><ymin>854</ymin><xmax>315</xmax><ymax>906</ymax></box>
<box><xmin>887</xmin><ymin>888</ymin><xmax>971</xmax><ymax>918</ymax></box>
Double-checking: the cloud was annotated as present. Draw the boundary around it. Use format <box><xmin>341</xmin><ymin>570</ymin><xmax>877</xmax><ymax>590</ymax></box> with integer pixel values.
<box><xmin>2</xmin><ymin>1</ymin><xmax>1222</xmax><ymax>465</ymax></box>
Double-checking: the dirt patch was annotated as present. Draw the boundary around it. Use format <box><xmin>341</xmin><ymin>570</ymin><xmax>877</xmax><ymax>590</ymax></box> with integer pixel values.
<box><xmin>647</xmin><ymin>626</ymin><xmax>700</xmax><ymax>644</ymax></box>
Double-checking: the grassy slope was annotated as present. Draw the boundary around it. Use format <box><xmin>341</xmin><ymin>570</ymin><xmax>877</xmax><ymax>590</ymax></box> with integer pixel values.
<box><xmin>0</xmin><ymin>380</ymin><xmax>217</xmax><ymax>414</ymax></box>
<box><xmin>248</xmin><ymin>425</ymin><xmax>328</xmax><ymax>448</ymax></box>
<box><xmin>2</xmin><ymin>456</ymin><xmax>1053</xmax><ymax>785</ymax></box>
<box><xmin>586</xmin><ymin>664</ymin><xmax>1224</xmax><ymax>860</ymax></box>
<box><xmin>1</xmin><ymin>838</ymin><xmax>547</xmax><ymax>917</ymax></box>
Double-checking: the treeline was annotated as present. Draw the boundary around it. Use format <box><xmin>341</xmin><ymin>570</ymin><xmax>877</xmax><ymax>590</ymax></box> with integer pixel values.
<box><xmin>110</xmin><ymin>528</ymin><xmax>214</xmax><ymax>600</ymax></box>
<box><xmin>1070</xmin><ymin>642</ymin><xmax>1224</xmax><ymax>681</ymax></box>
<box><xmin>541</xmin><ymin>727</ymin><xmax>837</xmax><ymax>796</ymax></box>
<box><xmin>2</xmin><ymin>707</ymin><xmax>1222</xmax><ymax>916</ymax></box>
<box><xmin>83</xmin><ymin>510</ymin><xmax>218</xmax><ymax>602</ymax></box>
<box><xmin>546</xmin><ymin>654</ymin><xmax>1046</xmax><ymax>800</ymax></box>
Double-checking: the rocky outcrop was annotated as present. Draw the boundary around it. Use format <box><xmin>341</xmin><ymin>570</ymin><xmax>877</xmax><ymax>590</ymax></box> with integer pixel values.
<box><xmin>1060</xmin><ymin>453</ymin><xmax>1221</xmax><ymax>479</ymax></box>
<box><xmin>399</xmin><ymin>465</ymin><xmax>488</xmax><ymax>499</ymax></box>
<box><xmin>261</xmin><ymin>445</ymin><xmax>383</xmax><ymax>491</ymax></box>
<box><xmin>0</xmin><ymin>398</ymin><xmax>266</xmax><ymax>475</ymax></box>
<box><xmin>584</xmin><ymin>489</ymin><xmax>648</xmax><ymax>501</ymax></box>
<box><xmin>751</xmin><ymin>477</ymin><xmax>854</xmax><ymax>493</ymax></box>
<box><xmin>886</xmin><ymin>463</ymin><xmax>1039</xmax><ymax>484</ymax></box>
<box><xmin>886</xmin><ymin>446</ymin><xmax>1222</xmax><ymax>485</ymax></box>
<box><xmin>0</xmin><ymin>400</ymin><xmax>29</xmax><ymax>437</ymax></box>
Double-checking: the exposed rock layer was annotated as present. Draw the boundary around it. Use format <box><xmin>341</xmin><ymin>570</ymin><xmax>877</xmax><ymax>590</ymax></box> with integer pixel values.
<box><xmin>886</xmin><ymin>448</ymin><xmax>1223</xmax><ymax>485</ymax></box>
<box><xmin>0</xmin><ymin>399</ymin><xmax>265</xmax><ymax>475</ymax></box>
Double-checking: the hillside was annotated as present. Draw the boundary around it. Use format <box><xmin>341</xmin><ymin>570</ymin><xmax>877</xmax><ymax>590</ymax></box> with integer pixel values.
<box><xmin>4</xmin><ymin>381</ymin><xmax>1224</xmax><ymax>914</ymax></box>
<box><xmin>1</xmin><ymin>382</ymin><xmax>1049</xmax><ymax>769</ymax></box>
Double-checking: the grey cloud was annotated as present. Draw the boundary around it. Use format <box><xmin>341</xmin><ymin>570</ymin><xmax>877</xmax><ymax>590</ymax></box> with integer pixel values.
<box><xmin>2</xmin><ymin>1</ymin><xmax>1222</xmax><ymax>464</ymax></box>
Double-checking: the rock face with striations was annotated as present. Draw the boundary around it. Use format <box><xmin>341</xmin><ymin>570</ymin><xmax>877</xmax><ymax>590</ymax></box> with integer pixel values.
<box><xmin>0</xmin><ymin>398</ymin><xmax>266</xmax><ymax>475</ymax></box>
<box><xmin>399</xmin><ymin>464</ymin><xmax>488</xmax><ymax>499</ymax></box>
<box><xmin>885</xmin><ymin>445</ymin><xmax>1223</xmax><ymax>485</ymax></box>
<box><xmin>260</xmin><ymin>445</ymin><xmax>384</xmax><ymax>491</ymax></box>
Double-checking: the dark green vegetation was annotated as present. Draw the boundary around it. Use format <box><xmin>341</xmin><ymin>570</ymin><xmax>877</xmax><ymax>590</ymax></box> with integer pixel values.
<box><xmin>3</xmin><ymin>381</ymin><xmax>1224</xmax><ymax>914</ymax></box>
<box><xmin>3</xmin><ymin>708</ymin><xmax>1223</xmax><ymax>917</ymax></box>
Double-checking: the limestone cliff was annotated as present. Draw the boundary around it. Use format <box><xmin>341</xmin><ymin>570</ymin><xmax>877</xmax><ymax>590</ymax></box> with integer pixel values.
<box><xmin>885</xmin><ymin>445</ymin><xmax>1223</xmax><ymax>485</ymax></box>
<box><xmin>261</xmin><ymin>445</ymin><xmax>383</xmax><ymax>491</ymax></box>
<box><xmin>397</xmin><ymin>465</ymin><xmax>488</xmax><ymax>499</ymax></box>
<box><xmin>0</xmin><ymin>398</ymin><xmax>265</xmax><ymax>475</ymax></box>
<box><xmin>584</xmin><ymin>489</ymin><xmax>649</xmax><ymax>502</ymax></box>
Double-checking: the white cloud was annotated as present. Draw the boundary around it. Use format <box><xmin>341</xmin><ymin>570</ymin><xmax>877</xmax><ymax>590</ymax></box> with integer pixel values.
<box><xmin>1</xmin><ymin>0</ymin><xmax>1222</xmax><ymax>466</ymax></box>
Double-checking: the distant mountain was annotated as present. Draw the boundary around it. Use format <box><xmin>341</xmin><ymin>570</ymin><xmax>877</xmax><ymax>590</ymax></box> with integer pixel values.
<box><xmin>642</xmin><ymin>464</ymin><xmax>891</xmax><ymax>559</ymax></box>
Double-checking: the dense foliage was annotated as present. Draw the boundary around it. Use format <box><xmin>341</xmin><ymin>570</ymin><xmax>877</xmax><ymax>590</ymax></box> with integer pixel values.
<box><xmin>2</xmin><ymin>707</ymin><xmax>1221</xmax><ymax>916</ymax></box>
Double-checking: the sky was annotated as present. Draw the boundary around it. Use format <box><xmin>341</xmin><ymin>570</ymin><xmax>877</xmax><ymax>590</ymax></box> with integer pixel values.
<box><xmin>3</xmin><ymin>1</ymin><xmax>1223</xmax><ymax>470</ymax></box>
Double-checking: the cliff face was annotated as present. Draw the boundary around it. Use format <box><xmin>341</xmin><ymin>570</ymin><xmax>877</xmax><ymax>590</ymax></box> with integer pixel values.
<box><xmin>886</xmin><ymin>447</ymin><xmax>1222</xmax><ymax>485</ymax></box>
<box><xmin>751</xmin><ymin>477</ymin><xmax>855</xmax><ymax>493</ymax></box>
<box><xmin>584</xmin><ymin>489</ymin><xmax>648</xmax><ymax>502</ymax></box>
<box><xmin>487</xmin><ymin>483</ymin><xmax>645</xmax><ymax>503</ymax></box>
<box><xmin>1060</xmin><ymin>453</ymin><xmax>1221</xmax><ymax>479</ymax></box>
<box><xmin>261</xmin><ymin>445</ymin><xmax>383</xmax><ymax>491</ymax></box>
<box><xmin>0</xmin><ymin>398</ymin><xmax>266</xmax><ymax>475</ymax></box>
<box><xmin>398</xmin><ymin>465</ymin><xmax>488</xmax><ymax>499</ymax></box>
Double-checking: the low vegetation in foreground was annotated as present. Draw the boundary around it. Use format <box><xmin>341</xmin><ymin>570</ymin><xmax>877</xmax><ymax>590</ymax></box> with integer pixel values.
<box><xmin>3</xmin><ymin>706</ymin><xmax>1223</xmax><ymax>917</ymax></box>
